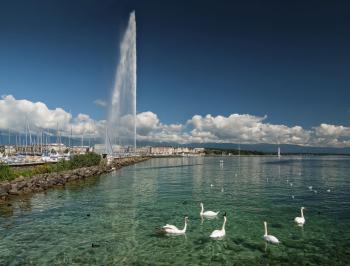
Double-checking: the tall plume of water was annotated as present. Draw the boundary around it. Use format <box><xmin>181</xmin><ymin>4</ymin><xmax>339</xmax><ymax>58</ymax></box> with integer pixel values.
<box><xmin>107</xmin><ymin>11</ymin><xmax>137</xmax><ymax>154</ymax></box>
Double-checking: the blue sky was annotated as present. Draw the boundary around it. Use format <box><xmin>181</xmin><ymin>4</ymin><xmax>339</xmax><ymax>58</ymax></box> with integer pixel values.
<box><xmin>1</xmin><ymin>0</ymin><xmax>350</xmax><ymax>147</ymax></box>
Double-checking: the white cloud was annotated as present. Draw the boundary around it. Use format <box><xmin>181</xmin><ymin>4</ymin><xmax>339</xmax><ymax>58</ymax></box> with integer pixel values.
<box><xmin>136</xmin><ymin>111</ymin><xmax>159</xmax><ymax>135</ymax></box>
<box><xmin>93</xmin><ymin>99</ymin><xmax>107</xmax><ymax>107</ymax></box>
<box><xmin>311</xmin><ymin>124</ymin><xmax>350</xmax><ymax>147</ymax></box>
<box><xmin>185</xmin><ymin>114</ymin><xmax>311</xmax><ymax>145</ymax></box>
<box><xmin>1</xmin><ymin>95</ymin><xmax>350</xmax><ymax>147</ymax></box>
<box><xmin>314</xmin><ymin>123</ymin><xmax>350</xmax><ymax>137</ymax></box>
<box><xmin>0</xmin><ymin>95</ymin><xmax>103</xmax><ymax>137</ymax></box>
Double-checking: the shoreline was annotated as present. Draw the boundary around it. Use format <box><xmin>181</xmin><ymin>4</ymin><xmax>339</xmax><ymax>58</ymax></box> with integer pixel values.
<box><xmin>0</xmin><ymin>156</ymin><xmax>149</xmax><ymax>202</ymax></box>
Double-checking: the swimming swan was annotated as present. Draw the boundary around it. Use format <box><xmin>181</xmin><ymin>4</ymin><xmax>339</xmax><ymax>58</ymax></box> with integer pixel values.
<box><xmin>210</xmin><ymin>212</ymin><xmax>227</xmax><ymax>239</ymax></box>
<box><xmin>200</xmin><ymin>202</ymin><xmax>219</xmax><ymax>218</ymax></box>
<box><xmin>294</xmin><ymin>207</ymin><xmax>306</xmax><ymax>225</ymax></box>
<box><xmin>263</xmin><ymin>221</ymin><xmax>280</xmax><ymax>244</ymax></box>
<box><xmin>162</xmin><ymin>216</ymin><xmax>188</xmax><ymax>235</ymax></box>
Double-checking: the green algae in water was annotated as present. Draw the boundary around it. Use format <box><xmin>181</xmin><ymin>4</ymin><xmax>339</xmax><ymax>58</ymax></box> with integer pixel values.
<box><xmin>0</xmin><ymin>156</ymin><xmax>350</xmax><ymax>265</ymax></box>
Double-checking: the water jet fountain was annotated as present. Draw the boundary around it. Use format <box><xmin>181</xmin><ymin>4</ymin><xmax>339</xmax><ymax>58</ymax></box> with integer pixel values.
<box><xmin>106</xmin><ymin>11</ymin><xmax>137</xmax><ymax>155</ymax></box>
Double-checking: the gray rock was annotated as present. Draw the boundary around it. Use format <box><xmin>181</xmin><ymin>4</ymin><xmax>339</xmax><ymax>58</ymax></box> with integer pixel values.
<box><xmin>0</xmin><ymin>184</ymin><xmax>10</xmax><ymax>196</ymax></box>
<box><xmin>9</xmin><ymin>186</ymin><xmax>19</xmax><ymax>195</ymax></box>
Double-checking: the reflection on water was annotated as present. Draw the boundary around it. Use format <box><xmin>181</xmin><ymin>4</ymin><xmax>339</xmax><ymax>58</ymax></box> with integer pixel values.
<box><xmin>0</xmin><ymin>156</ymin><xmax>350</xmax><ymax>265</ymax></box>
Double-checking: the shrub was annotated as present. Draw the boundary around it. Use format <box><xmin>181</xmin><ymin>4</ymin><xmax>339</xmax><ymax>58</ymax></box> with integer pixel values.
<box><xmin>69</xmin><ymin>152</ymin><xmax>101</xmax><ymax>169</ymax></box>
<box><xmin>55</xmin><ymin>159</ymin><xmax>71</xmax><ymax>172</ymax></box>
<box><xmin>31</xmin><ymin>164</ymin><xmax>53</xmax><ymax>175</ymax></box>
<box><xmin>0</xmin><ymin>163</ymin><xmax>16</xmax><ymax>181</ymax></box>
<box><xmin>15</xmin><ymin>170</ymin><xmax>32</xmax><ymax>178</ymax></box>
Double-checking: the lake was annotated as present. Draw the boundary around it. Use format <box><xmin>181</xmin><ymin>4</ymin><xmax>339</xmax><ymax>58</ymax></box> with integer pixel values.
<box><xmin>1</xmin><ymin>156</ymin><xmax>349</xmax><ymax>265</ymax></box>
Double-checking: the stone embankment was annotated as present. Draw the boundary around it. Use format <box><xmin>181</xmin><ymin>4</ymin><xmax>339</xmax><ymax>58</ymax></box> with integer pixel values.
<box><xmin>0</xmin><ymin>157</ymin><xmax>149</xmax><ymax>201</ymax></box>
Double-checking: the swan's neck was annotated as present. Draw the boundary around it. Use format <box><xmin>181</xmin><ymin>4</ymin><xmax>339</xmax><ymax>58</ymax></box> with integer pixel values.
<box><xmin>182</xmin><ymin>220</ymin><xmax>187</xmax><ymax>232</ymax></box>
<box><xmin>222</xmin><ymin>217</ymin><xmax>227</xmax><ymax>231</ymax></box>
<box><xmin>200</xmin><ymin>204</ymin><xmax>204</xmax><ymax>215</ymax></box>
<box><xmin>264</xmin><ymin>223</ymin><xmax>268</xmax><ymax>236</ymax></box>
<box><xmin>301</xmin><ymin>208</ymin><xmax>304</xmax><ymax>218</ymax></box>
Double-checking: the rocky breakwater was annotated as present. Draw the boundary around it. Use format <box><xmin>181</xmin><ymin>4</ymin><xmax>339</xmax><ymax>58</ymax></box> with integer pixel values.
<box><xmin>0</xmin><ymin>157</ymin><xmax>149</xmax><ymax>201</ymax></box>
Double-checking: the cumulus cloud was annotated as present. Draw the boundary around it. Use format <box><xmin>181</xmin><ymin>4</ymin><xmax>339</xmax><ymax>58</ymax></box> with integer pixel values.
<box><xmin>0</xmin><ymin>95</ymin><xmax>103</xmax><ymax>137</ymax></box>
<box><xmin>1</xmin><ymin>95</ymin><xmax>350</xmax><ymax>147</ymax></box>
<box><xmin>135</xmin><ymin>113</ymin><xmax>350</xmax><ymax>147</ymax></box>
<box><xmin>311</xmin><ymin>124</ymin><xmax>350</xmax><ymax>147</ymax></box>
<box><xmin>183</xmin><ymin>114</ymin><xmax>310</xmax><ymax>145</ymax></box>
<box><xmin>136</xmin><ymin>111</ymin><xmax>159</xmax><ymax>135</ymax></box>
<box><xmin>93</xmin><ymin>99</ymin><xmax>107</xmax><ymax>107</ymax></box>
<box><xmin>135</xmin><ymin>112</ymin><xmax>185</xmax><ymax>143</ymax></box>
<box><xmin>184</xmin><ymin>114</ymin><xmax>312</xmax><ymax>145</ymax></box>
<box><xmin>314</xmin><ymin>123</ymin><xmax>350</xmax><ymax>137</ymax></box>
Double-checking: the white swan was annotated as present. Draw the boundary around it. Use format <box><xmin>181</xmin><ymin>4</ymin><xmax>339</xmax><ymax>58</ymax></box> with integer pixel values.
<box><xmin>162</xmin><ymin>216</ymin><xmax>188</xmax><ymax>235</ymax></box>
<box><xmin>200</xmin><ymin>202</ymin><xmax>219</xmax><ymax>218</ymax></box>
<box><xmin>294</xmin><ymin>207</ymin><xmax>305</xmax><ymax>225</ymax></box>
<box><xmin>263</xmin><ymin>221</ymin><xmax>280</xmax><ymax>244</ymax></box>
<box><xmin>210</xmin><ymin>212</ymin><xmax>227</xmax><ymax>239</ymax></box>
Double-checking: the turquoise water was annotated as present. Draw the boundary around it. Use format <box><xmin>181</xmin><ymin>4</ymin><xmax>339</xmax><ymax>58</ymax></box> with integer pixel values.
<box><xmin>1</xmin><ymin>156</ymin><xmax>350</xmax><ymax>265</ymax></box>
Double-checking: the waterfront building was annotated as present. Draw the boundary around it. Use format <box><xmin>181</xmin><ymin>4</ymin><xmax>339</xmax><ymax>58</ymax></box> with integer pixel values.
<box><xmin>135</xmin><ymin>146</ymin><xmax>151</xmax><ymax>155</ymax></box>
<box><xmin>150</xmin><ymin>146</ymin><xmax>174</xmax><ymax>155</ymax></box>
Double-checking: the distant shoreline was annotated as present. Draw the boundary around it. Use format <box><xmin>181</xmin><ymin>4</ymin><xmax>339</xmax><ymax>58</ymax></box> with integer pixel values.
<box><xmin>202</xmin><ymin>147</ymin><xmax>350</xmax><ymax>157</ymax></box>
<box><xmin>150</xmin><ymin>154</ymin><xmax>350</xmax><ymax>158</ymax></box>
<box><xmin>204</xmin><ymin>154</ymin><xmax>350</xmax><ymax>157</ymax></box>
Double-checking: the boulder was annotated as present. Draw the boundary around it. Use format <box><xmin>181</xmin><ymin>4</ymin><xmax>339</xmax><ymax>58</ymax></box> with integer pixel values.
<box><xmin>22</xmin><ymin>187</ymin><xmax>32</xmax><ymax>194</ymax></box>
<box><xmin>9</xmin><ymin>183</ymin><xmax>19</xmax><ymax>195</ymax></box>
<box><xmin>16</xmin><ymin>181</ymin><xmax>28</xmax><ymax>190</ymax></box>
<box><xmin>0</xmin><ymin>183</ymin><xmax>10</xmax><ymax>196</ymax></box>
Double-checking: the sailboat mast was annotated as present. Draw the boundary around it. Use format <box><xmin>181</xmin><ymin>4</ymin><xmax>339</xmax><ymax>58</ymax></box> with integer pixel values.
<box><xmin>28</xmin><ymin>121</ymin><xmax>32</xmax><ymax>150</ymax></box>
<box><xmin>69</xmin><ymin>126</ymin><xmax>72</xmax><ymax>148</ymax></box>
<box><xmin>25</xmin><ymin>118</ymin><xmax>28</xmax><ymax>155</ymax></box>
<box><xmin>41</xmin><ymin>130</ymin><xmax>43</xmax><ymax>153</ymax></box>
<box><xmin>88</xmin><ymin>124</ymin><xmax>91</xmax><ymax>149</ymax></box>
